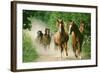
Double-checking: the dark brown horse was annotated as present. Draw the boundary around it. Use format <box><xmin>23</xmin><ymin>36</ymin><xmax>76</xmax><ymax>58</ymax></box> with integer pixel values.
<box><xmin>69</xmin><ymin>21</ymin><xmax>84</xmax><ymax>59</ymax></box>
<box><xmin>43</xmin><ymin>28</ymin><xmax>51</xmax><ymax>50</ymax></box>
<box><xmin>36</xmin><ymin>30</ymin><xmax>43</xmax><ymax>44</ymax></box>
<box><xmin>54</xmin><ymin>19</ymin><xmax>69</xmax><ymax>58</ymax></box>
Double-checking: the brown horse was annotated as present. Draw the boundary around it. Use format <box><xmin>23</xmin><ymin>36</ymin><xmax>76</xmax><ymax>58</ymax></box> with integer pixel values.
<box><xmin>79</xmin><ymin>21</ymin><xmax>84</xmax><ymax>33</ymax></box>
<box><xmin>36</xmin><ymin>30</ymin><xmax>43</xmax><ymax>44</ymax></box>
<box><xmin>69</xmin><ymin>21</ymin><xmax>84</xmax><ymax>59</ymax></box>
<box><xmin>43</xmin><ymin>28</ymin><xmax>51</xmax><ymax>50</ymax></box>
<box><xmin>54</xmin><ymin>19</ymin><xmax>69</xmax><ymax>58</ymax></box>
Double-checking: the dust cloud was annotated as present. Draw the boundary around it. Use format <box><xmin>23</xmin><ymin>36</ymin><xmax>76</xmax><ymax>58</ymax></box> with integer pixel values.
<box><xmin>25</xmin><ymin>18</ymin><xmax>78</xmax><ymax>62</ymax></box>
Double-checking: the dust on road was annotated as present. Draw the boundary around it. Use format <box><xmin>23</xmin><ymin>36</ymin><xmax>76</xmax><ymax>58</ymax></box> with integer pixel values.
<box><xmin>26</xmin><ymin>19</ymin><xmax>86</xmax><ymax>62</ymax></box>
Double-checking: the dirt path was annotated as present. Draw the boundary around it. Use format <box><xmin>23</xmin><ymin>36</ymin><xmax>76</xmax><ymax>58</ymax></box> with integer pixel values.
<box><xmin>28</xmin><ymin>19</ymin><xmax>86</xmax><ymax>62</ymax></box>
<box><xmin>33</xmin><ymin>37</ymin><xmax>80</xmax><ymax>62</ymax></box>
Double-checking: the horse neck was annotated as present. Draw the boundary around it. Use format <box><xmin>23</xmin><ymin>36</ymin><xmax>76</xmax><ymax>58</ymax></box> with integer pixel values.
<box><xmin>73</xmin><ymin>24</ymin><xmax>80</xmax><ymax>37</ymax></box>
<box><xmin>61</xmin><ymin>26</ymin><xmax>65</xmax><ymax>32</ymax></box>
<box><xmin>60</xmin><ymin>27</ymin><xmax>66</xmax><ymax>36</ymax></box>
<box><xmin>44</xmin><ymin>33</ymin><xmax>50</xmax><ymax>37</ymax></box>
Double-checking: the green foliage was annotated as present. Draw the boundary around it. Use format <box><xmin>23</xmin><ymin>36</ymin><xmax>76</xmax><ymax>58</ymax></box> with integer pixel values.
<box><xmin>23</xmin><ymin>30</ymin><xmax>39</xmax><ymax>62</ymax></box>
<box><xmin>23</xmin><ymin>10</ymin><xmax>91</xmax><ymax>36</ymax></box>
<box><xmin>82</xmin><ymin>36</ymin><xmax>91</xmax><ymax>59</ymax></box>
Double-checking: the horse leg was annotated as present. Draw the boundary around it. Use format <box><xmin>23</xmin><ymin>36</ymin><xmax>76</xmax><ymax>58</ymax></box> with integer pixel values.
<box><xmin>72</xmin><ymin>33</ymin><xmax>77</xmax><ymax>58</ymax></box>
<box><xmin>72</xmin><ymin>45</ymin><xmax>76</xmax><ymax>54</ymax></box>
<box><xmin>60</xmin><ymin>45</ymin><xmax>63</xmax><ymax>59</ymax></box>
<box><xmin>72</xmin><ymin>43</ymin><xmax>77</xmax><ymax>58</ymax></box>
<box><xmin>77</xmin><ymin>42</ymin><xmax>81</xmax><ymax>59</ymax></box>
<box><xmin>65</xmin><ymin>42</ymin><xmax>68</xmax><ymax>56</ymax></box>
<box><xmin>54</xmin><ymin>43</ymin><xmax>59</xmax><ymax>51</ymax></box>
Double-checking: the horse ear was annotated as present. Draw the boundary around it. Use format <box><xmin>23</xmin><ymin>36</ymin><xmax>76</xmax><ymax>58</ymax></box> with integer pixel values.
<box><xmin>57</xmin><ymin>19</ymin><xmax>59</xmax><ymax>23</ymax></box>
<box><xmin>61</xmin><ymin>19</ymin><xmax>64</xmax><ymax>24</ymax></box>
<box><xmin>56</xmin><ymin>19</ymin><xmax>59</xmax><ymax>27</ymax></box>
<box><xmin>72</xmin><ymin>21</ymin><xmax>75</xmax><ymax>25</ymax></box>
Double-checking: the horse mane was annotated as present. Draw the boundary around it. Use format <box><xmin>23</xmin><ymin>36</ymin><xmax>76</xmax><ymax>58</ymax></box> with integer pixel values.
<box><xmin>71</xmin><ymin>22</ymin><xmax>80</xmax><ymax>37</ymax></box>
<box><xmin>61</xmin><ymin>22</ymin><xmax>65</xmax><ymax>32</ymax></box>
<box><xmin>59</xmin><ymin>21</ymin><xmax>67</xmax><ymax>38</ymax></box>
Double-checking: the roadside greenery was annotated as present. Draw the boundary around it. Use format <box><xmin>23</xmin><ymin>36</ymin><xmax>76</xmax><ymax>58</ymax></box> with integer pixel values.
<box><xmin>23</xmin><ymin>30</ymin><xmax>39</xmax><ymax>62</ymax></box>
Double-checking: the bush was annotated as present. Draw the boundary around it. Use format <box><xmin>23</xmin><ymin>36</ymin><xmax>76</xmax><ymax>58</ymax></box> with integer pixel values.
<box><xmin>23</xmin><ymin>30</ymin><xmax>39</xmax><ymax>62</ymax></box>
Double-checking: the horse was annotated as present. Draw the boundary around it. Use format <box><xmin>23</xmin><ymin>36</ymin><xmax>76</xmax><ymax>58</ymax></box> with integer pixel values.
<box><xmin>36</xmin><ymin>30</ymin><xmax>43</xmax><ymax>44</ymax></box>
<box><xmin>54</xmin><ymin>19</ymin><xmax>69</xmax><ymax>58</ymax></box>
<box><xmin>79</xmin><ymin>21</ymin><xmax>84</xmax><ymax>33</ymax></box>
<box><xmin>43</xmin><ymin>28</ymin><xmax>51</xmax><ymax>50</ymax></box>
<box><xmin>69</xmin><ymin>21</ymin><xmax>84</xmax><ymax>59</ymax></box>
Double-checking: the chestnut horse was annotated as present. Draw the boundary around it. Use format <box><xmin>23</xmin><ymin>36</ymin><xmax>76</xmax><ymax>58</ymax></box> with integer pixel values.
<box><xmin>54</xmin><ymin>19</ymin><xmax>69</xmax><ymax>58</ymax></box>
<box><xmin>69</xmin><ymin>21</ymin><xmax>84</xmax><ymax>59</ymax></box>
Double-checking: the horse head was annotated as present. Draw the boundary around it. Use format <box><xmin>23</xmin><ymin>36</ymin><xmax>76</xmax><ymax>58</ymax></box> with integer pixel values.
<box><xmin>56</xmin><ymin>19</ymin><xmax>65</xmax><ymax>33</ymax></box>
<box><xmin>37</xmin><ymin>30</ymin><xmax>43</xmax><ymax>38</ymax></box>
<box><xmin>79</xmin><ymin>21</ymin><xmax>84</xmax><ymax>33</ymax></box>
<box><xmin>68</xmin><ymin>20</ymin><xmax>74</xmax><ymax>34</ymax></box>
<box><xmin>45</xmin><ymin>28</ymin><xmax>50</xmax><ymax>35</ymax></box>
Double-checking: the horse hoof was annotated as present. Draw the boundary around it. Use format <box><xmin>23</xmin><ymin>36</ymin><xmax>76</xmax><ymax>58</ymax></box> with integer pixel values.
<box><xmin>66</xmin><ymin>53</ymin><xmax>68</xmax><ymax>56</ymax></box>
<box><xmin>75</xmin><ymin>54</ymin><xmax>78</xmax><ymax>58</ymax></box>
<box><xmin>78</xmin><ymin>56</ymin><xmax>82</xmax><ymax>59</ymax></box>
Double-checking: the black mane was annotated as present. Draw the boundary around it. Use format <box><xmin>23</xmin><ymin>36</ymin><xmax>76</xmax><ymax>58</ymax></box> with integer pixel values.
<box><xmin>70</xmin><ymin>23</ymin><xmax>80</xmax><ymax>37</ymax></box>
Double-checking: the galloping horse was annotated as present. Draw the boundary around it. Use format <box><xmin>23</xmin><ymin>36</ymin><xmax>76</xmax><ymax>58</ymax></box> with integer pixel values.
<box><xmin>54</xmin><ymin>19</ymin><xmax>69</xmax><ymax>58</ymax></box>
<box><xmin>36</xmin><ymin>30</ymin><xmax>43</xmax><ymax>44</ymax></box>
<box><xmin>69</xmin><ymin>21</ymin><xmax>84</xmax><ymax>59</ymax></box>
<box><xmin>43</xmin><ymin>28</ymin><xmax>51</xmax><ymax>50</ymax></box>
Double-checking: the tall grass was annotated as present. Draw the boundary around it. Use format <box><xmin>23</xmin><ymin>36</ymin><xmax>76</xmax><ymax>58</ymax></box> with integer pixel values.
<box><xmin>23</xmin><ymin>30</ymin><xmax>39</xmax><ymax>62</ymax></box>
<box><xmin>82</xmin><ymin>36</ymin><xmax>91</xmax><ymax>59</ymax></box>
